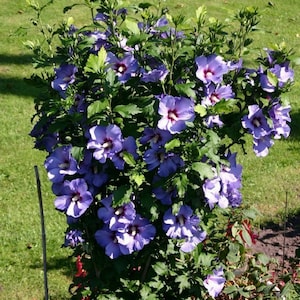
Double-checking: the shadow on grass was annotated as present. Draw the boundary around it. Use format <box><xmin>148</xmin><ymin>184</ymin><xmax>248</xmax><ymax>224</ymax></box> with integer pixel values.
<box><xmin>0</xmin><ymin>53</ymin><xmax>40</xmax><ymax>98</ymax></box>
<box><xmin>0</xmin><ymin>77</ymin><xmax>39</xmax><ymax>98</ymax></box>
<box><xmin>0</xmin><ymin>54</ymin><xmax>33</xmax><ymax>65</ymax></box>
<box><xmin>290</xmin><ymin>111</ymin><xmax>300</xmax><ymax>141</ymax></box>
<box><xmin>30</xmin><ymin>255</ymin><xmax>75</xmax><ymax>278</ymax></box>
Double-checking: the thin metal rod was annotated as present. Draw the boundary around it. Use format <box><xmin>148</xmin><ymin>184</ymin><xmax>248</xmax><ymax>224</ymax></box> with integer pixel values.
<box><xmin>34</xmin><ymin>165</ymin><xmax>49</xmax><ymax>300</ymax></box>
<box><xmin>282</xmin><ymin>191</ymin><xmax>288</xmax><ymax>269</ymax></box>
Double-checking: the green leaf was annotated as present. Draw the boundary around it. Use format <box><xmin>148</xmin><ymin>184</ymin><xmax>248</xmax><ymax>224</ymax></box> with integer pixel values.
<box><xmin>152</xmin><ymin>262</ymin><xmax>168</xmax><ymax>276</ymax></box>
<box><xmin>87</xmin><ymin>100</ymin><xmax>109</xmax><ymax>119</ymax></box>
<box><xmin>280</xmin><ymin>281</ymin><xmax>295</xmax><ymax>296</ymax></box>
<box><xmin>140</xmin><ymin>285</ymin><xmax>158</xmax><ymax>299</ymax></box>
<box><xmin>196</xmin><ymin>5</ymin><xmax>207</xmax><ymax>21</ymax></box>
<box><xmin>194</xmin><ymin>104</ymin><xmax>207</xmax><ymax>117</ymax></box>
<box><xmin>239</xmin><ymin>288</ymin><xmax>251</xmax><ymax>298</ymax></box>
<box><xmin>267</xmin><ymin>69</ymin><xmax>278</xmax><ymax>87</ymax></box>
<box><xmin>112</xmin><ymin>185</ymin><xmax>132</xmax><ymax>206</ymax></box>
<box><xmin>122</xmin><ymin>152</ymin><xmax>136</xmax><ymax>167</ymax></box>
<box><xmin>175</xmin><ymin>274</ymin><xmax>190</xmax><ymax>293</ymax></box>
<box><xmin>164</xmin><ymin>138</ymin><xmax>180</xmax><ymax>151</ymax></box>
<box><xmin>242</xmin><ymin>208</ymin><xmax>258</xmax><ymax>220</ymax></box>
<box><xmin>138</xmin><ymin>2</ymin><xmax>153</xmax><ymax>9</ymax></box>
<box><xmin>197</xmin><ymin>253</ymin><xmax>215</xmax><ymax>267</ymax></box>
<box><xmin>114</xmin><ymin>104</ymin><xmax>142</xmax><ymax>118</ymax></box>
<box><xmin>123</xmin><ymin>18</ymin><xmax>140</xmax><ymax>35</ymax></box>
<box><xmin>131</xmin><ymin>173</ymin><xmax>145</xmax><ymax>187</ymax></box>
<box><xmin>71</xmin><ymin>146</ymin><xmax>84</xmax><ymax>161</ymax></box>
<box><xmin>227</xmin><ymin>242</ymin><xmax>240</xmax><ymax>263</ymax></box>
<box><xmin>84</xmin><ymin>47</ymin><xmax>107</xmax><ymax>74</ymax></box>
<box><xmin>173</xmin><ymin>173</ymin><xmax>188</xmax><ymax>198</ymax></box>
<box><xmin>256</xmin><ymin>253</ymin><xmax>270</xmax><ymax>265</ymax></box>
<box><xmin>223</xmin><ymin>285</ymin><xmax>238</xmax><ymax>294</ymax></box>
<box><xmin>191</xmin><ymin>162</ymin><xmax>215</xmax><ymax>180</ymax></box>
<box><xmin>148</xmin><ymin>276</ymin><xmax>164</xmax><ymax>290</ymax></box>
<box><xmin>240</xmin><ymin>224</ymin><xmax>253</xmax><ymax>246</ymax></box>
<box><xmin>127</xmin><ymin>33</ymin><xmax>149</xmax><ymax>46</ymax></box>
<box><xmin>175</xmin><ymin>82</ymin><xmax>196</xmax><ymax>99</ymax></box>
<box><xmin>212</xmin><ymin>99</ymin><xmax>238</xmax><ymax>114</ymax></box>
<box><xmin>230</xmin><ymin>222</ymin><xmax>239</xmax><ymax>238</ymax></box>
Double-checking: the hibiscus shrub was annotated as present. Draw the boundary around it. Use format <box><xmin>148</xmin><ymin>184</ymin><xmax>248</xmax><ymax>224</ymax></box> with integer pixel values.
<box><xmin>27</xmin><ymin>0</ymin><xmax>295</xmax><ymax>299</ymax></box>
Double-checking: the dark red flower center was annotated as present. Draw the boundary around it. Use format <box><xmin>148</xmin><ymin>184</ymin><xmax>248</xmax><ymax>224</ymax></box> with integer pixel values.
<box><xmin>115</xmin><ymin>63</ymin><xmax>127</xmax><ymax>74</ymax></box>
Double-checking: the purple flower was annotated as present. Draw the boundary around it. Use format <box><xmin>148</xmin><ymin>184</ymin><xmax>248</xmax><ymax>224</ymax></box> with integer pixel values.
<box><xmin>85</xmin><ymin>30</ymin><xmax>110</xmax><ymax>53</ymax></box>
<box><xmin>97</xmin><ymin>195</ymin><xmax>136</xmax><ymax>231</ymax></box>
<box><xmin>140</xmin><ymin>128</ymin><xmax>172</xmax><ymax>149</ymax></box>
<box><xmin>54</xmin><ymin>178</ymin><xmax>93</xmax><ymax>218</ymax></box>
<box><xmin>31</xmin><ymin>130</ymin><xmax>59</xmax><ymax>152</ymax></box>
<box><xmin>78</xmin><ymin>151</ymin><xmax>108</xmax><ymax>192</ymax></box>
<box><xmin>117</xmin><ymin>214</ymin><xmax>156</xmax><ymax>253</ymax></box>
<box><xmin>253</xmin><ymin>135</ymin><xmax>274</xmax><ymax>157</ymax></box>
<box><xmin>180</xmin><ymin>230</ymin><xmax>206</xmax><ymax>253</ymax></box>
<box><xmin>68</xmin><ymin>93</ymin><xmax>87</xmax><ymax>115</ymax></box>
<box><xmin>149</xmin><ymin>16</ymin><xmax>169</xmax><ymax>34</ymax></box>
<box><xmin>111</xmin><ymin>136</ymin><xmax>138</xmax><ymax>170</ymax></box>
<box><xmin>195</xmin><ymin>54</ymin><xmax>228</xmax><ymax>84</ymax></box>
<box><xmin>95</xmin><ymin>225</ymin><xmax>130</xmax><ymax>259</ymax></box>
<box><xmin>260</xmin><ymin>62</ymin><xmax>294</xmax><ymax>93</ymax></box>
<box><xmin>94</xmin><ymin>12</ymin><xmax>109</xmax><ymax>22</ymax></box>
<box><xmin>153</xmin><ymin>186</ymin><xmax>177</xmax><ymax>205</ymax></box>
<box><xmin>87</xmin><ymin>124</ymin><xmax>123</xmax><ymax>163</ymax></box>
<box><xmin>203</xmin><ymin>267</ymin><xmax>226</xmax><ymax>298</ymax></box>
<box><xmin>203</xmin><ymin>177</ymin><xmax>224</xmax><ymax>209</ymax></box>
<box><xmin>44</xmin><ymin>145</ymin><xmax>78</xmax><ymax>183</ymax></box>
<box><xmin>242</xmin><ymin>105</ymin><xmax>272</xmax><ymax>139</ymax></box>
<box><xmin>205</xmin><ymin>115</ymin><xmax>224</xmax><ymax>128</ymax></box>
<box><xmin>106</xmin><ymin>52</ymin><xmax>138</xmax><ymax>83</ymax></box>
<box><xmin>264</xmin><ymin>48</ymin><xmax>277</xmax><ymax>65</ymax></box>
<box><xmin>51</xmin><ymin>64</ymin><xmax>78</xmax><ymax>98</ymax></box>
<box><xmin>141</xmin><ymin>64</ymin><xmax>169</xmax><ymax>83</ymax></box>
<box><xmin>225</xmin><ymin>151</ymin><xmax>242</xmax><ymax>180</ymax></box>
<box><xmin>144</xmin><ymin>148</ymin><xmax>184</xmax><ymax>177</ymax></box>
<box><xmin>269</xmin><ymin>102</ymin><xmax>291</xmax><ymax>139</ymax></box>
<box><xmin>157</xmin><ymin>95</ymin><xmax>195</xmax><ymax>134</ymax></box>
<box><xmin>64</xmin><ymin>229</ymin><xmax>84</xmax><ymax>248</ymax></box>
<box><xmin>117</xmin><ymin>37</ymin><xmax>135</xmax><ymax>52</ymax></box>
<box><xmin>163</xmin><ymin>205</ymin><xmax>206</xmax><ymax>252</ymax></box>
<box><xmin>160</xmin><ymin>28</ymin><xmax>185</xmax><ymax>39</ymax></box>
<box><xmin>202</xmin><ymin>84</ymin><xmax>234</xmax><ymax>107</ymax></box>
<box><xmin>271</xmin><ymin>62</ymin><xmax>294</xmax><ymax>87</ymax></box>
<box><xmin>242</xmin><ymin>105</ymin><xmax>276</xmax><ymax>156</ymax></box>
<box><xmin>227</xmin><ymin>59</ymin><xmax>243</xmax><ymax>71</ymax></box>
<box><xmin>259</xmin><ymin>72</ymin><xmax>276</xmax><ymax>93</ymax></box>
<box><xmin>163</xmin><ymin>205</ymin><xmax>200</xmax><ymax>239</ymax></box>
<box><xmin>67</xmin><ymin>215</ymin><xmax>79</xmax><ymax>225</ymax></box>
<box><xmin>203</xmin><ymin>152</ymin><xmax>242</xmax><ymax>209</ymax></box>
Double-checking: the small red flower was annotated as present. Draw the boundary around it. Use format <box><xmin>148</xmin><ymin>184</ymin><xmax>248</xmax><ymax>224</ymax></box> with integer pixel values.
<box><xmin>226</xmin><ymin>219</ymin><xmax>258</xmax><ymax>246</ymax></box>
<box><xmin>75</xmin><ymin>255</ymin><xmax>87</xmax><ymax>278</ymax></box>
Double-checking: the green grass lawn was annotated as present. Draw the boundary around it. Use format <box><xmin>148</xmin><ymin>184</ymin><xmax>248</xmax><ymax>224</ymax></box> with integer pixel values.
<box><xmin>0</xmin><ymin>0</ymin><xmax>299</xmax><ymax>298</ymax></box>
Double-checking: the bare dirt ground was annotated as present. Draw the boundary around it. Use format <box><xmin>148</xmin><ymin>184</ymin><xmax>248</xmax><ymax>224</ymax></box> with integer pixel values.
<box><xmin>252</xmin><ymin>214</ymin><xmax>300</xmax><ymax>270</ymax></box>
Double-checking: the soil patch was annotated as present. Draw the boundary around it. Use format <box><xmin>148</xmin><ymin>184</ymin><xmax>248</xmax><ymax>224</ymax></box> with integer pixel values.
<box><xmin>252</xmin><ymin>214</ymin><xmax>300</xmax><ymax>269</ymax></box>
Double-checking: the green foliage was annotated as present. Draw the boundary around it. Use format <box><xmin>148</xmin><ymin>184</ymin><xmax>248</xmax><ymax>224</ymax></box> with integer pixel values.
<box><xmin>26</xmin><ymin>0</ymin><xmax>299</xmax><ymax>298</ymax></box>
<box><xmin>1</xmin><ymin>0</ymin><xmax>299</xmax><ymax>299</ymax></box>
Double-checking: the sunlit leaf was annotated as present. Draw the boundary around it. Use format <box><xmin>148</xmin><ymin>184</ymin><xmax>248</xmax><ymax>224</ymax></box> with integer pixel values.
<box><xmin>114</xmin><ymin>104</ymin><xmax>142</xmax><ymax>118</ymax></box>
<box><xmin>112</xmin><ymin>185</ymin><xmax>132</xmax><ymax>206</ymax></box>
<box><xmin>191</xmin><ymin>162</ymin><xmax>215</xmax><ymax>180</ymax></box>
<box><xmin>87</xmin><ymin>100</ymin><xmax>109</xmax><ymax>119</ymax></box>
